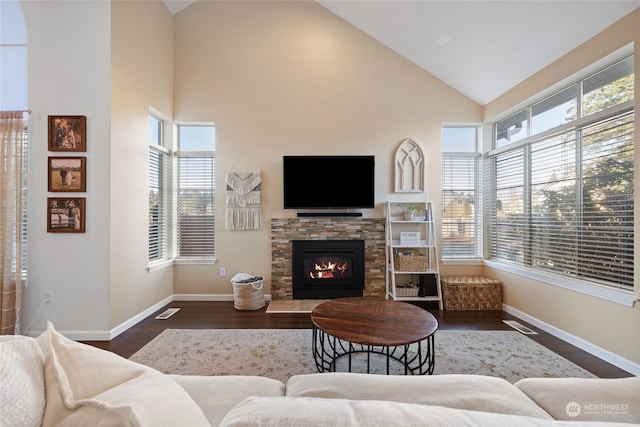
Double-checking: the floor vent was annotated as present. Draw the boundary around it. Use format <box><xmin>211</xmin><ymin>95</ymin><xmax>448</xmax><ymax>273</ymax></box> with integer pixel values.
<box><xmin>155</xmin><ymin>308</ymin><xmax>180</xmax><ymax>320</ymax></box>
<box><xmin>503</xmin><ymin>320</ymin><xmax>538</xmax><ymax>335</ymax></box>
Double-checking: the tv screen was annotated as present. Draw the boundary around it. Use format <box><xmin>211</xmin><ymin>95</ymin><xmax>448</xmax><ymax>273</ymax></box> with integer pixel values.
<box><xmin>283</xmin><ymin>155</ymin><xmax>375</xmax><ymax>209</ymax></box>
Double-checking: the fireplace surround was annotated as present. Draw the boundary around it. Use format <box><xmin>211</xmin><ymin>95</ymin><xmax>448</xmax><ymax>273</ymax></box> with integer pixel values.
<box><xmin>271</xmin><ymin>217</ymin><xmax>385</xmax><ymax>300</ymax></box>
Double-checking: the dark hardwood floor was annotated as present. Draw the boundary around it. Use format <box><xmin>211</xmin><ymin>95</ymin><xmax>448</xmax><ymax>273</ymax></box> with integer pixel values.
<box><xmin>87</xmin><ymin>300</ymin><xmax>632</xmax><ymax>378</ymax></box>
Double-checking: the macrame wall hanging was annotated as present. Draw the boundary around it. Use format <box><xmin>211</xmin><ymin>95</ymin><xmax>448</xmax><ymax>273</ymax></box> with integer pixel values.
<box><xmin>226</xmin><ymin>151</ymin><xmax>262</xmax><ymax>231</ymax></box>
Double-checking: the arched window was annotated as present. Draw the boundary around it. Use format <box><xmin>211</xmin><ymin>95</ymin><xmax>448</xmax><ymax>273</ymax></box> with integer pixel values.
<box><xmin>0</xmin><ymin>0</ymin><xmax>27</xmax><ymax>110</ymax></box>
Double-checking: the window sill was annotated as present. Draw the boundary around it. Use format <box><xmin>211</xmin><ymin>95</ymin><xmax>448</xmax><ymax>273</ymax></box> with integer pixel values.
<box><xmin>442</xmin><ymin>258</ymin><xmax>484</xmax><ymax>266</ymax></box>
<box><xmin>147</xmin><ymin>259</ymin><xmax>173</xmax><ymax>273</ymax></box>
<box><xmin>484</xmin><ymin>260</ymin><xmax>636</xmax><ymax>307</ymax></box>
<box><xmin>173</xmin><ymin>257</ymin><xmax>217</xmax><ymax>266</ymax></box>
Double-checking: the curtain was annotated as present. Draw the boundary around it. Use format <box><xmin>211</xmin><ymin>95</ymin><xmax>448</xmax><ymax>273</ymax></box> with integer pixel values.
<box><xmin>0</xmin><ymin>111</ymin><xmax>26</xmax><ymax>335</ymax></box>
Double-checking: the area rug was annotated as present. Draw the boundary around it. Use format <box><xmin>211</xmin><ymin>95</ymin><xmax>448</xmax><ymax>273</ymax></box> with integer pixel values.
<box><xmin>129</xmin><ymin>329</ymin><xmax>595</xmax><ymax>384</ymax></box>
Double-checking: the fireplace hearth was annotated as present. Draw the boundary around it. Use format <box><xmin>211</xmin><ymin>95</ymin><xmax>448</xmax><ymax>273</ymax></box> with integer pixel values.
<box><xmin>292</xmin><ymin>240</ymin><xmax>365</xmax><ymax>299</ymax></box>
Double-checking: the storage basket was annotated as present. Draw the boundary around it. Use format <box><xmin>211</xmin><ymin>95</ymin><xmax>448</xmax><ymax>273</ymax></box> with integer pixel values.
<box><xmin>232</xmin><ymin>278</ymin><xmax>265</xmax><ymax>311</ymax></box>
<box><xmin>395</xmin><ymin>286</ymin><xmax>419</xmax><ymax>297</ymax></box>
<box><xmin>395</xmin><ymin>254</ymin><xmax>427</xmax><ymax>271</ymax></box>
<box><xmin>441</xmin><ymin>276</ymin><xmax>502</xmax><ymax>310</ymax></box>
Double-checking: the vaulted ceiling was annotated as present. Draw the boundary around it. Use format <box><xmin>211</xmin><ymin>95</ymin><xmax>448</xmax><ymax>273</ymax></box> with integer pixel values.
<box><xmin>164</xmin><ymin>1</ymin><xmax>640</xmax><ymax>105</ymax></box>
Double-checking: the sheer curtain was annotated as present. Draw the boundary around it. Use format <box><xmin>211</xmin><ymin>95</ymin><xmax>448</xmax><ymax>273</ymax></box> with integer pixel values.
<box><xmin>0</xmin><ymin>111</ymin><xmax>26</xmax><ymax>334</ymax></box>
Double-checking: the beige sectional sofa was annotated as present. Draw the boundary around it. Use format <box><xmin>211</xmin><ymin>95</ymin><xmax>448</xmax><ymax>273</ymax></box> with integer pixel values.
<box><xmin>1</xmin><ymin>322</ymin><xmax>638</xmax><ymax>426</ymax></box>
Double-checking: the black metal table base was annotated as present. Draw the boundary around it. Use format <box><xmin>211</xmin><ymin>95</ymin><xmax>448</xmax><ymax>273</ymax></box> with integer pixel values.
<box><xmin>312</xmin><ymin>325</ymin><xmax>435</xmax><ymax>375</ymax></box>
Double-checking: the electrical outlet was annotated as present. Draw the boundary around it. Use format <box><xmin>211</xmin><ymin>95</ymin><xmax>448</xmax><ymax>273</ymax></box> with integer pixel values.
<box><xmin>44</xmin><ymin>292</ymin><xmax>52</xmax><ymax>305</ymax></box>
<box><xmin>219</xmin><ymin>267</ymin><xmax>226</xmax><ymax>277</ymax></box>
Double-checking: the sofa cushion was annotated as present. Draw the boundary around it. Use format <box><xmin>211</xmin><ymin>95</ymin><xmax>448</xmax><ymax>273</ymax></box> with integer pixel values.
<box><xmin>171</xmin><ymin>374</ymin><xmax>285</xmax><ymax>426</ymax></box>
<box><xmin>38</xmin><ymin>322</ymin><xmax>210</xmax><ymax>427</ymax></box>
<box><xmin>514</xmin><ymin>377</ymin><xmax>640</xmax><ymax>423</ymax></box>
<box><xmin>286</xmin><ymin>372</ymin><xmax>552</xmax><ymax>419</ymax></box>
<box><xmin>220</xmin><ymin>396</ymin><xmax>623</xmax><ymax>427</ymax></box>
<box><xmin>0</xmin><ymin>335</ymin><xmax>45</xmax><ymax>427</ymax></box>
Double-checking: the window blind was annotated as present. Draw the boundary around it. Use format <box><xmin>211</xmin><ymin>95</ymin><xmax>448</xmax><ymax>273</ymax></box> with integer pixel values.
<box><xmin>148</xmin><ymin>149</ymin><xmax>168</xmax><ymax>261</ymax></box>
<box><xmin>489</xmin><ymin>111</ymin><xmax>634</xmax><ymax>291</ymax></box>
<box><xmin>442</xmin><ymin>155</ymin><xmax>481</xmax><ymax>258</ymax></box>
<box><xmin>177</xmin><ymin>155</ymin><xmax>215</xmax><ymax>257</ymax></box>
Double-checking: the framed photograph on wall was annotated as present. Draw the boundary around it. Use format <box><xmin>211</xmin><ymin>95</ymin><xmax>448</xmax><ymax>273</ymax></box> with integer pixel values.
<box><xmin>48</xmin><ymin>157</ymin><xmax>86</xmax><ymax>192</ymax></box>
<box><xmin>48</xmin><ymin>115</ymin><xmax>86</xmax><ymax>151</ymax></box>
<box><xmin>47</xmin><ymin>197</ymin><xmax>86</xmax><ymax>233</ymax></box>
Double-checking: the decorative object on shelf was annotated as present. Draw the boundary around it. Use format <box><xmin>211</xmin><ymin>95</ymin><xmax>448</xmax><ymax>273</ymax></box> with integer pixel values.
<box><xmin>48</xmin><ymin>115</ymin><xmax>86</xmax><ymax>152</ymax></box>
<box><xmin>400</xmin><ymin>231</ymin><xmax>420</xmax><ymax>245</ymax></box>
<box><xmin>47</xmin><ymin>197</ymin><xmax>85</xmax><ymax>233</ymax></box>
<box><xmin>48</xmin><ymin>157</ymin><xmax>86</xmax><ymax>192</ymax></box>
<box><xmin>225</xmin><ymin>151</ymin><xmax>262</xmax><ymax>231</ymax></box>
<box><xmin>402</xmin><ymin>204</ymin><xmax>425</xmax><ymax>221</ymax></box>
<box><xmin>394</xmin><ymin>138</ymin><xmax>424</xmax><ymax>193</ymax></box>
<box><xmin>394</xmin><ymin>250</ymin><xmax>427</xmax><ymax>271</ymax></box>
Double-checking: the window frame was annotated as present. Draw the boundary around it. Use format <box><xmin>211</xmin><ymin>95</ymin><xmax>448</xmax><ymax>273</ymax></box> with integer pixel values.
<box><xmin>441</xmin><ymin>125</ymin><xmax>483</xmax><ymax>262</ymax></box>
<box><xmin>147</xmin><ymin>113</ymin><xmax>172</xmax><ymax>271</ymax></box>
<box><xmin>487</xmin><ymin>52</ymin><xmax>635</xmax><ymax>306</ymax></box>
<box><xmin>174</xmin><ymin>123</ymin><xmax>216</xmax><ymax>263</ymax></box>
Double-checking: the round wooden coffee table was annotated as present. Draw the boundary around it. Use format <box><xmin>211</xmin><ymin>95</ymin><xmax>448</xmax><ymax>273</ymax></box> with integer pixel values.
<box><xmin>311</xmin><ymin>297</ymin><xmax>438</xmax><ymax>375</ymax></box>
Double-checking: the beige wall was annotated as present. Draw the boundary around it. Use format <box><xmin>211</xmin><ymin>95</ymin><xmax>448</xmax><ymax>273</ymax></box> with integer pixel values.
<box><xmin>484</xmin><ymin>8</ymin><xmax>640</xmax><ymax>367</ymax></box>
<box><xmin>110</xmin><ymin>1</ymin><xmax>175</xmax><ymax>328</ymax></box>
<box><xmin>21</xmin><ymin>0</ymin><xmax>112</xmax><ymax>338</ymax></box>
<box><xmin>172</xmin><ymin>1</ymin><xmax>481</xmax><ymax>295</ymax></box>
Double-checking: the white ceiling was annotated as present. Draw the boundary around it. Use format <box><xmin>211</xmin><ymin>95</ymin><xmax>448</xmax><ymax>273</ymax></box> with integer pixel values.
<box><xmin>164</xmin><ymin>1</ymin><xmax>640</xmax><ymax>105</ymax></box>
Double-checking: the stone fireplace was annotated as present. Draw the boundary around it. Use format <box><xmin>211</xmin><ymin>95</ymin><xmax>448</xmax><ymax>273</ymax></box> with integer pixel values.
<box><xmin>271</xmin><ymin>217</ymin><xmax>385</xmax><ymax>300</ymax></box>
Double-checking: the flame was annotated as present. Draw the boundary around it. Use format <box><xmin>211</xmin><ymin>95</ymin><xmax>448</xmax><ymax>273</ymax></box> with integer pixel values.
<box><xmin>309</xmin><ymin>259</ymin><xmax>348</xmax><ymax>279</ymax></box>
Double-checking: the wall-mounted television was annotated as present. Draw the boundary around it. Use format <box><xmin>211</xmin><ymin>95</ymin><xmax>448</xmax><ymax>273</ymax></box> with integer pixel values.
<box><xmin>283</xmin><ymin>155</ymin><xmax>375</xmax><ymax>210</ymax></box>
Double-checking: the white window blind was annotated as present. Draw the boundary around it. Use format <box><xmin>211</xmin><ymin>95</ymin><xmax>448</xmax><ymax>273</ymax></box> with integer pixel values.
<box><xmin>177</xmin><ymin>154</ymin><xmax>215</xmax><ymax>256</ymax></box>
<box><xmin>148</xmin><ymin>148</ymin><xmax>168</xmax><ymax>261</ymax></box>
<box><xmin>442</xmin><ymin>156</ymin><xmax>481</xmax><ymax>258</ymax></box>
<box><xmin>176</xmin><ymin>124</ymin><xmax>215</xmax><ymax>258</ymax></box>
<box><xmin>442</xmin><ymin>126</ymin><xmax>482</xmax><ymax>259</ymax></box>
<box><xmin>489</xmin><ymin>111</ymin><xmax>634</xmax><ymax>290</ymax></box>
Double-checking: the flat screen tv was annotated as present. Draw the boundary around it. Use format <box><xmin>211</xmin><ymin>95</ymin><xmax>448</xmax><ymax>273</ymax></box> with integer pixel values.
<box><xmin>283</xmin><ymin>155</ymin><xmax>375</xmax><ymax>210</ymax></box>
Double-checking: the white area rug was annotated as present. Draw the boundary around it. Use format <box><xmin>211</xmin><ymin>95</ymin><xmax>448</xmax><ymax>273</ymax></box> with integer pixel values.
<box><xmin>129</xmin><ymin>329</ymin><xmax>595</xmax><ymax>384</ymax></box>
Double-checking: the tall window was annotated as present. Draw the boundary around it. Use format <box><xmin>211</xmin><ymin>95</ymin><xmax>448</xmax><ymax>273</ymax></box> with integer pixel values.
<box><xmin>148</xmin><ymin>114</ymin><xmax>169</xmax><ymax>262</ymax></box>
<box><xmin>442</xmin><ymin>126</ymin><xmax>482</xmax><ymax>259</ymax></box>
<box><xmin>176</xmin><ymin>125</ymin><xmax>215</xmax><ymax>258</ymax></box>
<box><xmin>489</xmin><ymin>55</ymin><xmax>634</xmax><ymax>291</ymax></box>
<box><xmin>1</xmin><ymin>0</ymin><xmax>28</xmax><ymax>283</ymax></box>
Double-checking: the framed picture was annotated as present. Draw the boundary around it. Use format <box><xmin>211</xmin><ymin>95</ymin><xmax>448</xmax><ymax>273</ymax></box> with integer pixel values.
<box><xmin>47</xmin><ymin>198</ymin><xmax>86</xmax><ymax>233</ymax></box>
<box><xmin>48</xmin><ymin>115</ymin><xmax>86</xmax><ymax>151</ymax></box>
<box><xmin>48</xmin><ymin>157</ymin><xmax>86</xmax><ymax>192</ymax></box>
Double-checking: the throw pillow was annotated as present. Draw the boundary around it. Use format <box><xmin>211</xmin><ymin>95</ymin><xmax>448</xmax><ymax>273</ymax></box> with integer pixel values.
<box><xmin>39</xmin><ymin>321</ymin><xmax>210</xmax><ymax>427</ymax></box>
<box><xmin>0</xmin><ymin>335</ymin><xmax>45</xmax><ymax>427</ymax></box>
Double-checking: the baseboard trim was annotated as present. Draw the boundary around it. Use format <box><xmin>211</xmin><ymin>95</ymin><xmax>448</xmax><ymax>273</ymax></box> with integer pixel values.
<box><xmin>109</xmin><ymin>295</ymin><xmax>174</xmax><ymax>340</ymax></box>
<box><xmin>173</xmin><ymin>293</ymin><xmax>272</xmax><ymax>302</ymax></box>
<box><xmin>503</xmin><ymin>304</ymin><xmax>640</xmax><ymax>376</ymax></box>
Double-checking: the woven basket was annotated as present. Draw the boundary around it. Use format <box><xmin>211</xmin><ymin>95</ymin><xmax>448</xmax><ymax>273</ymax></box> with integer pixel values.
<box><xmin>395</xmin><ymin>254</ymin><xmax>427</xmax><ymax>271</ymax></box>
<box><xmin>396</xmin><ymin>286</ymin><xmax>419</xmax><ymax>297</ymax></box>
<box><xmin>232</xmin><ymin>279</ymin><xmax>265</xmax><ymax>311</ymax></box>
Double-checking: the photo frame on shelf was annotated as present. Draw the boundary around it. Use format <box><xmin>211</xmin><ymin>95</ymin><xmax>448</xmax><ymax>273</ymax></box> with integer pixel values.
<box><xmin>48</xmin><ymin>157</ymin><xmax>86</xmax><ymax>192</ymax></box>
<box><xmin>48</xmin><ymin>115</ymin><xmax>86</xmax><ymax>152</ymax></box>
<box><xmin>47</xmin><ymin>197</ymin><xmax>86</xmax><ymax>233</ymax></box>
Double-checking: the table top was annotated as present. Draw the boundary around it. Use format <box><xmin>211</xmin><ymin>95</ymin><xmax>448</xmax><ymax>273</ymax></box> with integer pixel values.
<box><xmin>311</xmin><ymin>297</ymin><xmax>438</xmax><ymax>347</ymax></box>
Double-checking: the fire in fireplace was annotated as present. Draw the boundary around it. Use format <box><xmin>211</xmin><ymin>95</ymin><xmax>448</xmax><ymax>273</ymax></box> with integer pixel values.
<box><xmin>292</xmin><ymin>240</ymin><xmax>365</xmax><ymax>299</ymax></box>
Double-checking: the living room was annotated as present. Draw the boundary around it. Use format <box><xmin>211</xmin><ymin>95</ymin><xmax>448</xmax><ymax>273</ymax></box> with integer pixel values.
<box><xmin>4</xmin><ymin>0</ymin><xmax>639</xmax><ymax>379</ymax></box>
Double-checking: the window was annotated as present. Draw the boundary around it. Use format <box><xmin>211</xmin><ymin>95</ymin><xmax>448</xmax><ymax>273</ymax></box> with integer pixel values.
<box><xmin>176</xmin><ymin>125</ymin><xmax>215</xmax><ymax>258</ymax></box>
<box><xmin>148</xmin><ymin>114</ymin><xmax>169</xmax><ymax>262</ymax></box>
<box><xmin>1</xmin><ymin>0</ymin><xmax>28</xmax><ymax>281</ymax></box>
<box><xmin>489</xmin><ymin>54</ymin><xmax>634</xmax><ymax>292</ymax></box>
<box><xmin>0</xmin><ymin>0</ymin><xmax>27</xmax><ymax>111</ymax></box>
<box><xmin>442</xmin><ymin>126</ymin><xmax>482</xmax><ymax>259</ymax></box>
